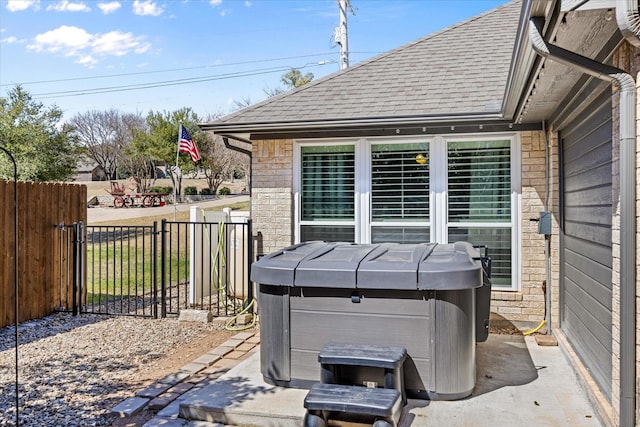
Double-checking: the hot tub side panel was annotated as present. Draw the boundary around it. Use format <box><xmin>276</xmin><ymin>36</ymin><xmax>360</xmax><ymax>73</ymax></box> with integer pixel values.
<box><xmin>288</xmin><ymin>287</ymin><xmax>435</xmax><ymax>395</ymax></box>
<box><xmin>257</xmin><ymin>284</ymin><xmax>291</xmax><ymax>385</ymax></box>
<box><xmin>432</xmin><ymin>288</ymin><xmax>476</xmax><ymax>399</ymax></box>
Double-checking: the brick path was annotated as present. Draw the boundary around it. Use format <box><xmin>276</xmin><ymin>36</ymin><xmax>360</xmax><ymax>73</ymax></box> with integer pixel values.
<box><xmin>111</xmin><ymin>329</ymin><xmax>260</xmax><ymax>426</ymax></box>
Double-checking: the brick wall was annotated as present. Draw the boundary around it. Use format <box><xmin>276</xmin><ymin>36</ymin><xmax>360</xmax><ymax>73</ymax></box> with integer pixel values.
<box><xmin>251</xmin><ymin>139</ymin><xmax>294</xmax><ymax>255</ymax></box>
<box><xmin>490</xmin><ymin>130</ymin><xmax>555</xmax><ymax>326</ymax></box>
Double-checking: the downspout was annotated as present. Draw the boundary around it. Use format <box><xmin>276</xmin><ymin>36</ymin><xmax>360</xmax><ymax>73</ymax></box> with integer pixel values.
<box><xmin>529</xmin><ymin>18</ymin><xmax>637</xmax><ymax>427</ymax></box>
<box><xmin>222</xmin><ymin>136</ymin><xmax>252</xmax><ymax>196</ymax></box>
<box><xmin>617</xmin><ymin>0</ymin><xmax>640</xmax><ymax>47</ymax></box>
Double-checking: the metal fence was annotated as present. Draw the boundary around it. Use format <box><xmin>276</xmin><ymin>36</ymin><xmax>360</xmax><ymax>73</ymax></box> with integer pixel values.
<box><xmin>58</xmin><ymin>219</ymin><xmax>253</xmax><ymax>319</ymax></box>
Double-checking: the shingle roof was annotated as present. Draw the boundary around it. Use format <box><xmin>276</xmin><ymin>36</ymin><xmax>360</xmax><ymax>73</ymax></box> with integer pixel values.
<box><xmin>205</xmin><ymin>0</ymin><xmax>520</xmax><ymax>131</ymax></box>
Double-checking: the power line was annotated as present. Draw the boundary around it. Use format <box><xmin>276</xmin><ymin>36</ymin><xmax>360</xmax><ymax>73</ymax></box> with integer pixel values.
<box><xmin>0</xmin><ymin>53</ymin><xmax>337</xmax><ymax>88</ymax></box>
<box><xmin>32</xmin><ymin>62</ymin><xmax>334</xmax><ymax>99</ymax></box>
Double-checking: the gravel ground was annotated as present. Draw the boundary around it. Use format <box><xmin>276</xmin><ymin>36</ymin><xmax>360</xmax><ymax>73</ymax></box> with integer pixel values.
<box><xmin>0</xmin><ymin>312</ymin><xmax>232</xmax><ymax>427</ymax></box>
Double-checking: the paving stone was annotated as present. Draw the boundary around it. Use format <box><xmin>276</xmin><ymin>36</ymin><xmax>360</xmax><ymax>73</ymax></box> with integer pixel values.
<box><xmin>235</xmin><ymin>342</ymin><xmax>255</xmax><ymax>352</ymax></box>
<box><xmin>185</xmin><ymin>374</ymin><xmax>208</xmax><ymax>384</ymax></box>
<box><xmin>232</xmin><ymin>331</ymin><xmax>254</xmax><ymax>341</ymax></box>
<box><xmin>168</xmin><ymin>381</ymin><xmax>195</xmax><ymax>395</ymax></box>
<box><xmin>158</xmin><ymin>371</ymin><xmax>191</xmax><ymax>385</ymax></box>
<box><xmin>224</xmin><ymin>350</ymin><xmax>247</xmax><ymax>360</ymax></box>
<box><xmin>191</xmin><ymin>353</ymin><xmax>221</xmax><ymax>366</ymax></box>
<box><xmin>178</xmin><ymin>309</ymin><xmax>213</xmax><ymax>323</ymax></box>
<box><xmin>180</xmin><ymin>362</ymin><xmax>207</xmax><ymax>374</ymax></box>
<box><xmin>207</xmin><ymin>346</ymin><xmax>233</xmax><ymax>357</ymax></box>
<box><xmin>245</xmin><ymin>335</ymin><xmax>261</xmax><ymax>344</ymax></box>
<box><xmin>148</xmin><ymin>392</ymin><xmax>180</xmax><ymax>410</ymax></box>
<box><xmin>111</xmin><ymin>396</ymin><xmax>150</xmax><ymax>417</ymax></box>
<box><xmin>219</xmin><ymin>338</ymin><xmax>243</xmax><ymax>349</ymax></box>
<box><xmin>201</xmin><ymin>358</ymin><xmax>237</xmax><ymax>374</ymax></box>
<box><xmin>142</xmin><ymin>416</ymin><xmax>188</xmax><ymax>427</ymax></box>
<box><xmin>136</xmin><ymin>382</ymin><xmax>172</xmax><ymax>399</ymax></box>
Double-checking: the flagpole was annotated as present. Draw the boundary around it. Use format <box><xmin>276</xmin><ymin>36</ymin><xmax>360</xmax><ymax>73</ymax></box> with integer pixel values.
<box><xmin>174</xmin><ymin>123</ymin><xmax>181</xmax><ymax>221</ymax></box>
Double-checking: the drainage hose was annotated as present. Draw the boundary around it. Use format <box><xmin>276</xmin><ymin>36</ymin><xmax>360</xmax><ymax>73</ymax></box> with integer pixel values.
<box><xmin>523</xmin><ymin>319</ymin><xmax>546</xmax><ymax>336</ymax></box>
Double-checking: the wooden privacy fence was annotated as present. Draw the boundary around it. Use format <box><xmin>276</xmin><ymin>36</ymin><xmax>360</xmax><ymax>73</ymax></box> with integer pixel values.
<box><xmin>0</xmin><ymin>180</ymin><xmax>86</xmax><ymax>328</ymax></box>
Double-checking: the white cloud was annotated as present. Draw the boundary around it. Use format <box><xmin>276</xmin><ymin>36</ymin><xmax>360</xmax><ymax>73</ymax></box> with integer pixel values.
<box><xmin>219</xmin><ymin>9</ymin><xmax>230</xmax><ymax>16</ymax></box>
<box><xmin>46</xmin><ymin>1</ymin><xmax>90</xmax><ymax>12</ymax></box>
<box><xmin>27</xmin><ymin>25</ymin><xmax>150</xmax><ymax>68</ymax></box>
<box><xmin>93</xmin><ymin>31</ymin><xmax>150</xmax><ymax>56</ymax></box>
<box><xmin>97</xmin><ymin>1</ymin><xmax>121</xmax><ymax>14</ymax></box>
<box><xmin>28</xmin><ymin>25</ymin><xmax>92</xmax><ymax>54</ymax></box>
<box><xmin>6</xmin><ymin>0</ymin><xmax>40</xmax><ymax>12</ymax></box>
<box><xmin>209</xmin><ymin>0</ymin><xmax>222</xmax><ymax>6</ymax></box>
<box><xmin>132</xmin><ymin>0</ymin><xmax>163</xmax><ymax>16</ymax></box>
<box><xmin>244</xmin><ymin>1</ymin><xmax>252</xmax><ymax>6</ymax></box>
<box><xmin>1</xmin><ymin>36</ymin><xmax>19</xmax><ymax>44</ymax></box>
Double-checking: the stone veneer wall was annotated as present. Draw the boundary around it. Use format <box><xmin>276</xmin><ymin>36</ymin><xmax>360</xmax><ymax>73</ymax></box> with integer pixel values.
<box><xmin>490</xmin><ymin>130</ymin><xmax>558</xmax><ymax>327</ymax></box>
<box><xmin>251</xmin><ymin>139</ymin><xmax>294</xmax><ymax>256</ymax></box>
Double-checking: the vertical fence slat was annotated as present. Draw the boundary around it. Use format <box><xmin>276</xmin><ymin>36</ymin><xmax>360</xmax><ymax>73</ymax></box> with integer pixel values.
<box><xmin>0</xmin><ymin>180</ymin><xmax>86</xmax><ymax>328</ymax></box>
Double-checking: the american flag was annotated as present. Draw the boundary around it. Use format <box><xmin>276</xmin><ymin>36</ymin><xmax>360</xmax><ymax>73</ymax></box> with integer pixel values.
<box><xmin>178</xmin><ymin>124</ymin><xmax>201</xmax><ymax>163</ymax></box>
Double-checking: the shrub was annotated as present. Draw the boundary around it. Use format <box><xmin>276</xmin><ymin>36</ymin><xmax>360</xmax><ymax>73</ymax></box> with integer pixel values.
<box><xmin>184</xmin><ymin>186</ymin><xmax>198</xmax><ymax>195</ymax></box>
<box><xmin>218</xmin><ymin>186</ymin><xmax>231</xmax><ymax>195</ymax></box>
<box><xmin>200</xmin><ymin>188</ymin><xmax>213</xmax><ymax>195</ymax></box>
<box><xmin>148</xmin><ymin>186</ymin><xmax>172</xmax><ymax>194</ymax></box>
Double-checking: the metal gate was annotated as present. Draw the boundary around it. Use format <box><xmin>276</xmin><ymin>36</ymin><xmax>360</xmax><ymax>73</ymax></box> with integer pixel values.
<box><xmin>57</xmin><ymin>219</ymin><xmax>253</xmax><ymax>318</ymax></box>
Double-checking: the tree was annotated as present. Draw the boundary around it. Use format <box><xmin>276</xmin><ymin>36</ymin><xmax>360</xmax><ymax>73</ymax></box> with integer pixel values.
<box><xmin>198</xmin><ymin>133</ymin><xmax>236</xmax><ymax>195</ymax></box>
<box><xmin>123</xmin><ymin>108</ymin><xmax>202</xmax><ymax>194</ymax></box>
<box><xmin>262</xmin><ymin>68</ymin><xmax>315</xmax><ymax>99</ymax></box>
<box><xmin>281</xmin><ymin>68</ymin><xmax>314</xmax><ymax>88</ymax></box>
<box><xmin>70</xmin><ymin>109</ymin><xmax>141</xmax><ymax>180</ymax></box>
<box><xmin>0</xmin><ymin>86</ymin><xmax>82</xmax><ymax>181</ymax></box>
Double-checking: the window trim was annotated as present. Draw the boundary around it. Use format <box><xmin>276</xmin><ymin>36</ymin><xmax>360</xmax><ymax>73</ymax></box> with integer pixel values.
<box><xmin>294</xmin><ymin>133</ymin><xmax>521</xmax><ymax>291</ymax></box>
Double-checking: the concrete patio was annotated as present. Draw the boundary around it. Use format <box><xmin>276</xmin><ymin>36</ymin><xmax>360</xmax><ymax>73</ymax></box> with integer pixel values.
<box><xmin>138</xmin><ymin>332</ymin><xmax>602</xmax><ymax>426</ymax></box>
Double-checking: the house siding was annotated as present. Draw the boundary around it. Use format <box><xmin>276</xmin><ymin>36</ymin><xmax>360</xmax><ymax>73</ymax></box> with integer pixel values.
<box><xmin>250</xmin><ymin>132</ymin><xmax>551</xmax><ymax>326</ymax></box>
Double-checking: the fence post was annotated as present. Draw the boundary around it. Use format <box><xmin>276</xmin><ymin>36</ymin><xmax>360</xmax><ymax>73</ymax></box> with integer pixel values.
<box><xmin>160</xmin><ymin>219</ymin><xmax>167</xmax><ymax>318</ymax></box>
<box><xmin>246</xmin><ymin>218</ymin><xmax>254</xmax><ymax>313</ymax></box>
<box><xmin>71</xmin><ymin>222</ymin><xmax>83</xmax><ymax>316</ymax></box>
<box><xmin>152</xmin><ymin>221</ymin><xmax>158</xmax><ymax>319</ymax></box>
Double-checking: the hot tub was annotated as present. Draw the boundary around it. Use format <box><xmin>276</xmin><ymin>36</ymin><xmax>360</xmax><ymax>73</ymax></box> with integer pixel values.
<box><xmin>251</xmin><ymin>241</ymin><xmax>491</xmax><ymax>400</ymax></box>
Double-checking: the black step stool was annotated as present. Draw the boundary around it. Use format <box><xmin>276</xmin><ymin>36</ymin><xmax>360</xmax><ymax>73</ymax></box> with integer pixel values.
<box><xmin>303</xmin><ymin>342</ymin><xmax>407</xmax><ymax>427</ymax></box>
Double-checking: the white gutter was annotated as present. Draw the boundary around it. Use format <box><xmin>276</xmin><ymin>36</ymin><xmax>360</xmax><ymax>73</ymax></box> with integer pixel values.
<box><xmin>617</xmin><ymin>0</ymin><xmax>640</xmax><ymax>47</ymax></box>
<box><xmin>529</xmin><ymin>17</ymin><xmax>637</xmax><ymax>427</ymax></box>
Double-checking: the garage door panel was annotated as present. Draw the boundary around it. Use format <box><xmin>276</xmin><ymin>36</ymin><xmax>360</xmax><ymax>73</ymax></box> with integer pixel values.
<box><xmin>563</xmin><ymin>162</ymin><xmax>612</xmax><ymax>194</ymax></box>
<box><xmin>563</xmin><ymin>270</ymin><xmax>612</xmax><ymax>324</ymax></box>
<box><xmin>560</xmin><ymin>89</ymin><xmax>612</xmax><ymax>401</ymax></box>
<box><xmin>564</xmin><ymin>249</ymin><xmax>612</xmax><ymax>292</ymax></box>
<box><xmin>563</xmin><ymin>205</ymin><xmax>612</xmax><ymax>226</ymax></box>
<box><xmin>563</xmin><ymin>132</ymin><xmax>612</xmax><ymax>171</ymax></box>
<box><xmin>563</xmin><ymin>235</ymin><xmax>612</xmax><ymax>269</ymax></box>
<box><xmin>562</xmin><ymin>307</ymin><xmax>612</xmax><ymax>396</ymax></box>
<box><xmin>563</xmin><ymin>185</ymin><xmax>613</xmax><ymax>209</ymax></box>
<box><xmin>563</xmin><ymin>221</ymin><xmax>611</xmax><ymax>247</ymax></box>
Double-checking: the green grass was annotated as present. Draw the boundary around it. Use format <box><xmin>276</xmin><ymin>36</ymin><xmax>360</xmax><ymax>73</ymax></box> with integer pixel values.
<box><xmin>84</xmin><ymin>199</ymin><xmax>249</xmax><ymax>304</ymax></box>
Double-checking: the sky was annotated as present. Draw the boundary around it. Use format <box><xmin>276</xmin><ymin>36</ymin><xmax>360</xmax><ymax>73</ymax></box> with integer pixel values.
<box><xmin>0</xmin><ymin>0</ymin><xmax>508</xmax><ymax>123</ymax></box>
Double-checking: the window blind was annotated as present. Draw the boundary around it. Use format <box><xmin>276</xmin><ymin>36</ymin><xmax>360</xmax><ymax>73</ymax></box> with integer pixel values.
<box><xmin>448</xmin><ymin>140</ymin><xmax>511</xmax><ymax>222</ymax></box>
<box><xmin>301</xmin><ymin>145</ymin><xmax>355</xmax><ymax>221</ymax></box>
<box><xmin>371</xmin><ymin>143</ymin><xmax>429</xmax><ymax>222</ymax></box>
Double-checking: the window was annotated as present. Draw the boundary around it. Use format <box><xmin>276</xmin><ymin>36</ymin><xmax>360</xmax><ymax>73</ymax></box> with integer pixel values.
<box><xmin>371</xmin><ymin>142</ymin><xmax>430</xmax><ymax>243</ymax></box>
<box><xmin>447</xmin><ymin>140</ymin><xmax>513</xmax><ymax>286</ymax></box>
<box><xmin>295</xmin><ymin>135</ymin><xmax>520</xmax><ymax>290</ymax></box>
<box><xmin>299</xmin><ymin>145</ymin><xmax>355</xmax><ymax>242</ymax></box>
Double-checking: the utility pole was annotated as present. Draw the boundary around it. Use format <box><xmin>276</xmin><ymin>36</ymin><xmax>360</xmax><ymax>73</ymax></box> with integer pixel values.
<box><xmin>335</xmin><ymin>0</ymin><xmax>354</xmax><ymax>70</ymax></box>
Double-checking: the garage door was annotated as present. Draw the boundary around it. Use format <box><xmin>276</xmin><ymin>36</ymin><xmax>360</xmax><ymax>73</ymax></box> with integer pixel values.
<box><xmin>560</xmin><ymin>88</ymin><xmax>612</xmax><ymax>400</ymax></box>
